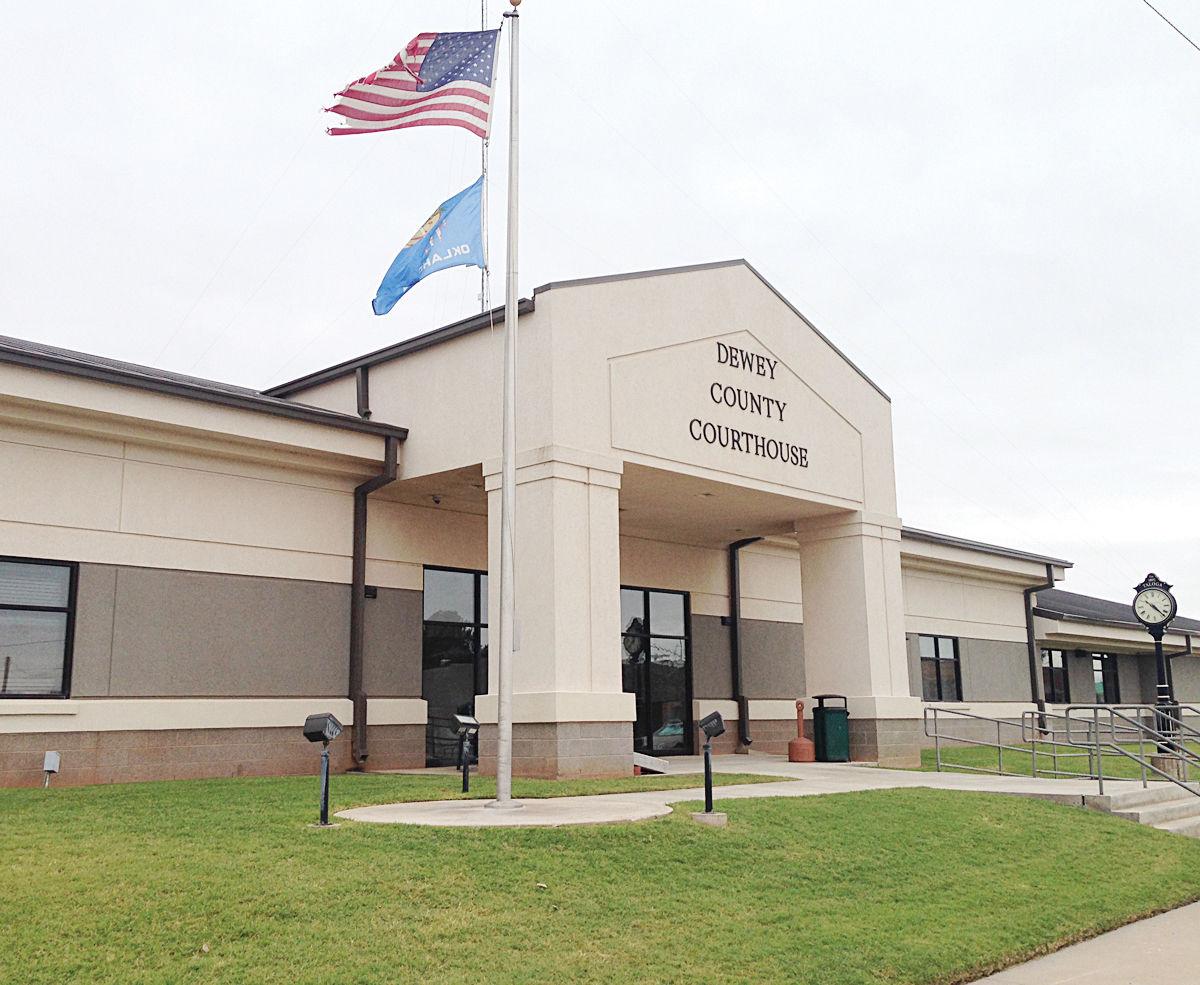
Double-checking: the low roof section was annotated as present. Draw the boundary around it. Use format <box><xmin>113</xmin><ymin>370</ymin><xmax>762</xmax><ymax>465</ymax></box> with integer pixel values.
<box><xmin>0</xmin><ymin>334</ymin><xmax>407</xmax><ymax>442</ymax></box>
<box><xmin>901</xmin><ymin>526</ymin><xmax>1072</xmax><ymax>570</ymax></box>
<box><xmin>1036</xmin><ymin>588</ymin><xmax>1200</xmax><ymax>635</ymax></box>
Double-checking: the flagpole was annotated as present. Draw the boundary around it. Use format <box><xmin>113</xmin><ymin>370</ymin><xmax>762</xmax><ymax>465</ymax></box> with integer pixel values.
<box><xmin>490</xmin><ymin>0</ymin><xmax>521</xmax><ymax>809</ymax></box>
<box><xmin>480</xmin><ymin>0</ymin><xmax>489</xmax><ymax>313</ymax></box>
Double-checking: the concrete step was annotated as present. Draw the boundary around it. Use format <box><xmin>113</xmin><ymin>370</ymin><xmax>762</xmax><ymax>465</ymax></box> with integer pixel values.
<box><xmin>1086</xmin><ymin>782</ymin><xmax>1200</xmax><ymax>813</ymax></box>
<box><xmin>1154</xmin><ymin>815</ymin><xmax>1200</xmax><ymax>839</ymax></box>
<box><xmin>1112</xmin><ymin>797</ymin><xmax>1200</xmax><ymax>826</ymax></box>
<box><xmin>632</xmin><ymin>752</ymin><xmax>671</xmax><ymax>775</ymax></box>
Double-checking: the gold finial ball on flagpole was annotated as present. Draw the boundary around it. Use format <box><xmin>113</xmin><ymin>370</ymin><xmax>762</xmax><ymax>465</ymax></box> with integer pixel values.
<box><xmin>509</xmin><ymin>0</ymin><xmax>520</xmax><ymax>6</ymax></box>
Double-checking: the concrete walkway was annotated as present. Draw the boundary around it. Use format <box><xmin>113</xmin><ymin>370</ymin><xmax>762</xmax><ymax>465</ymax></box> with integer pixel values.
<box><xmin>338</xmin><ymin>752</ymin><xmax>1136</xmax><ymax>826</ymax></box>
<box><xmin>662</xmin><ymin>752</ymin><xmax>1128</xmax><ymax>805</ymax></box>
<box><xmin>972</xmin><ymin>900</ymin><xmax>1200</xmax><ymax>983</ymax></box>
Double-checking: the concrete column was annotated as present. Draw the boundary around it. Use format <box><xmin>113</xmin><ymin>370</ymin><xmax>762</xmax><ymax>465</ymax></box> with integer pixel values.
<box><xmin>794</xmin><ymin>512</ymin><xmax>921</xmax><ymax>766</ymax></box>
<box><xmin>475</xmin><ymin>447</ymin><xmax>635</xmax><ymax>778</ymax></box>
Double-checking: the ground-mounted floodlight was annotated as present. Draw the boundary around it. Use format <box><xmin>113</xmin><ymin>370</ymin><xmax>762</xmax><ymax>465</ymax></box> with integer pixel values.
<box><xmin>455</xmin><ymin>714</ymin><xmax>480</xmax><ymax>793</ymax></box>
<box><xmin>42</xmin><ymin>751</ymin><xmax>60</xmax><ymax>789</ymax></box>
<box><xmin>303</xmin><ymin>712</ymin><xmax>343</xmax><ymax>826</ymax></box>
<box><xmin>697</xmin><ymin>711</ymin><xmax>726</xmax><ymax>814</ymax></box>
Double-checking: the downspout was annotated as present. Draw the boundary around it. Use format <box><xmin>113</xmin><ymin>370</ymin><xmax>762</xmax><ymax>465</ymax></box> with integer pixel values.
<box><xmin>1024</xmin><ymin>562</ymin><xmax>1055</xmax><ymax>730</ymax></box>
<box><xmin>349</xmin><ymin>435</ymin><xmax>399</xmax><ymax>766</ymax></box>
<box><xmin>728</xmin><ymin>537</ymin><xmax>763</xmax><ymax>749</ymax></box>
<box><xmin>355</xmin><ymin>366</ymin><xmax>371</xmax><ymax>419</ymax></box>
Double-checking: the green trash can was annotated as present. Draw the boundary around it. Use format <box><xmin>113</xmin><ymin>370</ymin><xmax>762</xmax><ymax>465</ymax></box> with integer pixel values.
<box><xmin>812</xmin><ymin>694</ymin><xmax>849</xmax><ymax>763</ymax></box>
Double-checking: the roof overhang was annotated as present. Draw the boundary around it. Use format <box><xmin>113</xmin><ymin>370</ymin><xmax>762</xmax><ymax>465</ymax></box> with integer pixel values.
<box><xmin>1035</xmin><ymin>613</ymin><xmax>1196</xmax><ymax>655</ymax></box>
<box><xmin>900</xmin><ymin>526</ymin><xmax>1070</xmax><ymax>586</ymax></box>
<box><xmin>0</xmin><ymin>336</ymin><xmax>407</xmax><ymax>442</ymax></box>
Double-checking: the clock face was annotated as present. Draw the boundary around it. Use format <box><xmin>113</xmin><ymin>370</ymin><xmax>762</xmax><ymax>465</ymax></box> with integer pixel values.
<box><xmin>1134</xmin><ymin>588</ymin><xmax>1175</xmax><ymax>625</ymax></box>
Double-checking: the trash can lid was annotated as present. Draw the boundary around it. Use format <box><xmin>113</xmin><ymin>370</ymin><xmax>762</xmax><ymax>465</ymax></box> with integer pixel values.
<box><xmin>811</xmin><ymin>694</ymin><xmax>848</xmax><ymax>709</ymax></box>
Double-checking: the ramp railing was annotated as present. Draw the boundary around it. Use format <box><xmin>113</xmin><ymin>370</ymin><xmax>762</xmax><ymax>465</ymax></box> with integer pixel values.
<box><xmin>923</xmin><ymin>703</ymin><xmax>1200</xmax><ymax>797</ymax></box>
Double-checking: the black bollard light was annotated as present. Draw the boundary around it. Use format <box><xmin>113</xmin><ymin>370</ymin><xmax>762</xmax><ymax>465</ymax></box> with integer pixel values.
<box><xmin>303</xmin><ymin>712</ymin><xmax>344</xmax><ymax>825</ymax></box>
<box><xmin>697</xmin><ymin>711</ymin><xmax>726</xmax><ymax>813</ymax></box>
<box><xmin>455</xmin><ymin>714</ymin><xmax>480</xmax><ymax>793</ymax></box>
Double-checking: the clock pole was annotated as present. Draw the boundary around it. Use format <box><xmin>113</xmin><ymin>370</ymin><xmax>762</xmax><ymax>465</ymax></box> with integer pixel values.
<box><xmin>1151</xmin><ymin>621</ymin><xmax>1179</xmax><ymax>760</ymax></box>
<box><xmin>1133</xmin><ymin>573</ymin><xmax>1179</xmax><ymax>756</ymax></box>
<box><xmin>1151</xmin><ymin>623</ymin><xmax>1171</xmax><ymax>706</ymax></box>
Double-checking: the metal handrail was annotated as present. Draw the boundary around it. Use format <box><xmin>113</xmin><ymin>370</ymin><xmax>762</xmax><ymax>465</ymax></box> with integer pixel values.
<box><xmin>1057</xmin><ymin>704</ymin><xmax>1200</xmax><ymax>796</ymax></box>
<box><xmin>1058</xmin><ymin>703</ymin><xmax>1200</xmax><ymax>744</ymax></box>
<box><xmin>924</xmin><ymin>703</ymin><xmax>1200</xmax><ymax>798</ymax></box>
<box><xmin>924</xmin><ymin>706</ymin><xmax>1095</xmax><ymax>780</ymax></box>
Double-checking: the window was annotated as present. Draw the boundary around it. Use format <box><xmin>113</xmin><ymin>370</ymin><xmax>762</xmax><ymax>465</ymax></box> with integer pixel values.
<box><xmin>919</xmin><ymin>635</ymin><xmax>961</xmax><ymax>701</ymax></box>
<box><xmin>621</xmin><ymin>587</ymin><xmax>692</xmax><ymax>755</ymax></box>
<box><xmin>1091</xmin><ymin>653</ymin><xmax>1120</xmax><ymax>704</ymax></box>
<box><xmin>1041</xmin><ymin>649</ymin><xmax>1070</xmax><ymax>704</ymax></box>
<box><xmin>0</xmin><ymin>557</ymin><xmax>77</xmax><ymax>698</ymax></box>
<box><xmin>422</xmin><ymin>567</ymin><xmax>488</xmax><ymax>766</ymax></box>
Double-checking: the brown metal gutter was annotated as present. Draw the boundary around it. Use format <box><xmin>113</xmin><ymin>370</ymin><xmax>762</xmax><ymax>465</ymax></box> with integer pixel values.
<box><xmin>349</xmin><ymin>436</ymin><xmax>399</xmax><ymax>765</ymax></box>
<box><xmin>267</xmin><ymin>298</ymin><xmax>535</xmax><ymax>398</ymax></box>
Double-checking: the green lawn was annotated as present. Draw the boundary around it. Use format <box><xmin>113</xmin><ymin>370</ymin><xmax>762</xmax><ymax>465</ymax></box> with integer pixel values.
<box><xmin>3</xmin><ymin>774</ymin><xmax>1200</xmax><ymax>985</ymax></box>
<box><xmin>917</xmin><ymin>742</ymin><xmax>1200</xmax><ymax>782</ymax></box>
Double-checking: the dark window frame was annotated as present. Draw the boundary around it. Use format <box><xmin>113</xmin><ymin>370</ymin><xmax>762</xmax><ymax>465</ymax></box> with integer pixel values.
<box><xmin>620</xmin><ymin>584</ymin><xmax>694</xmax><ymax>756</ymax></box>
<box><xmin>0</xmin><ymin>555</ymin><xmax>78</xmax><ymax>699</ymax></box>
<box><xmin>421</xmin><ymin>565</ymin><xmax>488</xmax><ymax>767</ymax></box>
<box><xmin>1091</xmin><ymin>652</ymin><xmax>1120</xmax><ymax>704</ymax></box>
<box><xmin>421</xmin><ymin>564</ymin><xmax>488</xmax><ymax>692</ymax></box>
<box><xmin>918</xmin><ymin>634</ymin><xmax>962</xmax><ymax>702</ymax></box>
<box><xmin>1041</xmin><ymin>648</ymin><xmax>1070</xmax><ymax>704</ymax></box>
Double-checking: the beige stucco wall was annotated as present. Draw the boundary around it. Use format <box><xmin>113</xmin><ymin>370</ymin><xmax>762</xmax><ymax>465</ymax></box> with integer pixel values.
<box><xmin>544</xmin><ymin>267</ymin><xmax>897</xmax><ymax>515</ymax></box>
<box><xmin>289</xmin><ymin>264</ymin><xmax>896</xmax><ymax>517</ymax></box>
<box><xmin>298</xmin><ymin>316</ymin><xmax>551</xmax><ymax>482</ymax></box>
<box><xmin>0</xmin><ymin>410</ymin><xmax>488</xmax><ymax>591</ymax></box>
<box><xmin>0</xmin><ymin>363</ymin><xmax>385</xmax><ymax>462</ymax></box>
<box><xmin>900</xmin><ymin>565</ymin><xmax>1032</xmax><ymax>644</ymax></box>
<box><xmin>619</xmin><ymin>535</ymin><xmax>802</xmax><ymax>622</ymax></box>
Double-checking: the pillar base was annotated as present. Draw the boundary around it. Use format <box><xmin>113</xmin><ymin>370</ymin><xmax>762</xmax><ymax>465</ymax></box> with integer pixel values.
<box><xmin>477</xmin><ymin>721</ymin><xmax>634</xmax><ymax>779</ymax></box>
<box><xmin>847</xmin><ymin>718</ymin><xmax>922</xmax><ymax>767</ymax></box>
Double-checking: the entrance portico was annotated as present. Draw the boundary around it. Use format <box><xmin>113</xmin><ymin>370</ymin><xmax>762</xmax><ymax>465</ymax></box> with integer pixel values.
<box><xmin>394</xmin><ymin>259</ymin><xmax>922</xmax><ymax>776</ymax></box>
<box><xmin>252</xmin><ymin>259</ymin><xmax>926</xmax><ymax>777</ymax></box>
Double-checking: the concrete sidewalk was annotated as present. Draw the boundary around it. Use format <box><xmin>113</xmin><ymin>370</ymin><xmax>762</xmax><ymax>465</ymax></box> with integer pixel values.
<box><xmin>339</xmin><ymin>753</ymin><xmax>1138</xmax><ymax>826</ymax></box>
<box><xmin>973</xmin><ymin>901</ymin><xmax>1200</xmax><ymax>983</ymax></box>
<box><xmin>660</xmin><ymin>751</ymin><xmax>1128</xmax><ymax>805</ymax></box>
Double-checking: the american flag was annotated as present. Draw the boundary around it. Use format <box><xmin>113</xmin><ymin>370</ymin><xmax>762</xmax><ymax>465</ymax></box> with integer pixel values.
<box><xmin>326</xmin><ymin>30</ymin><xmax>500</xmax><ymax>139</ymax></box>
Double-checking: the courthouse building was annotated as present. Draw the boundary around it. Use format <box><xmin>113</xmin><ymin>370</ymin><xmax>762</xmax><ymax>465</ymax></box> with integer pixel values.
<box><xmin>1</xmin><ymin>260</ymin><xmax>1196</xmax><ymax>786</ymax></box>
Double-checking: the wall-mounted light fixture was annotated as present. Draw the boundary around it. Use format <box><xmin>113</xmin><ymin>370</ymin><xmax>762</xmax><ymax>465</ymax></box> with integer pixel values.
<box><xmin>42</xmin><ymin>751</ymin><xmax>60</xmax><ymax>789</ymax></box>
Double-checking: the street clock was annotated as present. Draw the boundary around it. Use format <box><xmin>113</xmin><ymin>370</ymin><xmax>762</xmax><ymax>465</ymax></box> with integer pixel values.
<box><xmin>1133</xmin><ymin>573</ymin><xmax>1177</xmax><ymax>631</ymax></box>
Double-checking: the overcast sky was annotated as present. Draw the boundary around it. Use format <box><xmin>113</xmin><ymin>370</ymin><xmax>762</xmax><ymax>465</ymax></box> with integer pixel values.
<box><xmin>2</xmin><ymin>2</ymin><xmax>1198</xmax><ymax>608</ymax></box>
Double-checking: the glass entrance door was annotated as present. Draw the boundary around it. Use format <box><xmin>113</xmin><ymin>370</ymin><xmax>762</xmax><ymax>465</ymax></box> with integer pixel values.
<box><xmin>422</xmin><ymin>567</ymin><xmax>488</xmax><ymax>766</ymax></box>
<box><xmin>620</xmin><ymin>587</ymin><xmax>693</xmax><ymax>756</ymax></box>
